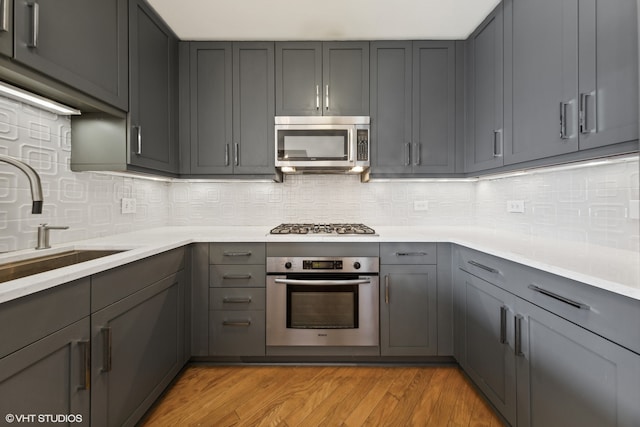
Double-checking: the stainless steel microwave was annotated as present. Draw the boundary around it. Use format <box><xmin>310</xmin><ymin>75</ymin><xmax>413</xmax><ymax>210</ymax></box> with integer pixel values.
<box><xmin>274</xmin><ymin>116</ymin><xmax>370</xmax><ymax>181</ymax></box>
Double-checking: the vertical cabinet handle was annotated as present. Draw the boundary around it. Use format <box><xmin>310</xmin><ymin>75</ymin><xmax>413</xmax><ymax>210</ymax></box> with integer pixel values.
<box><xmin>28</xmin><ymin>2</ymin><xmax>39</xmax><ymax>48</ymax></box>
<box><xmin>101</xmin><ymin>327</ymin><xmax>112</xmax><ymax>372</ymax></box>
<box><xmin>77</xmin><ymin>340</ymin><xmax>90</xmax><ymax>390</ymax></box>
<box><xmin>413</xmin><ymin>143</ymin><xmax>421</xmax><ymax>166</ymax></box>
<box><xmin>384</xmin><ymin>275</ymin><xmax>390</xmax><ymax>304</ymax></box>
<box><xmin>514</xmin><ymin>315</ymin><xmax>523</xmax><ymax>357</ymax></box>
<box><xmin>405</xmin><ymin>142</ymin><xmax>411</xmax><ymax>166</ymax></box>
<box><xmin>315</xmin><ymin>85</ymin><xmax>320</xmax><ymax>110</ymax></box>
<box><xmin>579</xmin><ymin>92</ymin><xmax>596</xmax><ymax>134</ymax></box>
<box><xmin>0</xmin><ymin>0</ymin><xmax>9</xmax><ymax>32</ymax></box>
<box><xmin>499</xmin><ymin>306</ymin><xmax>508</xmax><ymax>344</ymax></box>
<box><xmin>224</xmin><ymin>144</ymin><xmax>229</xmax><ymax>166</ymax></box>
<box><xmin>325</xmin><ymin>85</ymin><xmax>329</xmax><ymax>110</ymax></box>
<box><xmin>493</xmin><ymin>129</ymin><xmax>503</xmax><ymax>157</ymax></box>
<box><xmin>134</xmin><ymin>126</ymin><xmax>142</xmax><ymax>155</ymax></box>
<box><xmin>234</xmin><ymin>143</ymin><xmax>239</xmax><ymax>166</ymax></box>
<box><xmin>559</xmin><ymin>101</ymin><xmax>572</xmax><ymax>140</ymax></box>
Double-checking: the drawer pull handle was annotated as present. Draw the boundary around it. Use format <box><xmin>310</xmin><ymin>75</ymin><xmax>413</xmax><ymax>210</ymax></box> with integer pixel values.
<box><xmin>467</xmin><ymin>260</ymin><xmax>499</xmax><ymax>274</ymax></box>
<box><xmin>222</xmin><ymin>297</ymin><xmax>252</xmax><ymax>304</ymax></box>
<box><xmin>528</xmin><ymin>284</ymin><xmax>590</xmax><ymax>310</ymax></box>
<box><xmin>396</xmin><ymin>252</ymin><xmax>427</xmax><ymax>257</ymax></box>
<box><xmin>499</xmin><ymin>306</ymin><xmax>508</xmax><ymax>344</ymax></box>
<box><xmin>223</xmin><ymin>251</ymin><xmax>252</xmax><ymax>257</ymax></box>
<box><xmin>101</xmin><ymin>327</ymin><xmax>112</xmax><ymax>372</ymax></box>
<box><xmin>78</xmin><ymin>340</ymin><xmax>90</xmax><ymax>390</ymax></box>
<box><xmin>514</xmin><ymin>314</ymin><xmax>523</xmax><ymax>356</ymax></box>
<box><xmin>223</xmin><ymin>274</ymin><xmax>252</xmax><ymax>280</ymax></box>
<box><xmin>223</xmin><ymin>320</ymin><xmax>251</xmax><ymax>327</ymax></box>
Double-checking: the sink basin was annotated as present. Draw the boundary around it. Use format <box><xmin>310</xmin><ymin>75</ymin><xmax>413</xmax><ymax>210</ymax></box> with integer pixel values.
<box><xmin>0</xmin><ymin>250</ymin><xmax>125</xmax><ymax>283</ymax></box>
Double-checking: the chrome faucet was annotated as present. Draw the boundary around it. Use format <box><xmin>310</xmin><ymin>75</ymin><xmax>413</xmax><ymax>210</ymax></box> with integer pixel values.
<box><xmin>36</xmin><ymin>224</ymin><xmax>69</xmax><ymax>250</ymax></box>
<box><xmin>0</xmin><ymin>154</ymin><xmax>43</xmax><ymax>214</ymax></box>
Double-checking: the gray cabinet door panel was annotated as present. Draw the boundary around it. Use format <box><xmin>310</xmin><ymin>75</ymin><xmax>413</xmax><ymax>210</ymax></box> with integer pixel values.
<box><xmin>209</xmin><ymin>310</ymin><xmax>265</xmax><ymax>356</ymax></box>
<box><xmin>578</xmin><ymin>0</ymin><xmax>638</xmax><ymax>150</ymax></box>
<box><xmin>275</xmin><ymin>42</ymin><xmax>322</xmax><ymax>116</ymax></box>
<box><xmin>233</xmin><ymin>42</ymin><xmax>275</xmax><ymax>174</ymax></box>
<box><xmin>129</xmin><ymin>0</ymin><xmax>179</xmax><ymax>173</ymax></box>
<box><xmin>13</xmin><ymin>0</ymin><xmax>128</xmax><ymax>110</ymax></box>
<box><xmin>370</xmin><ymin>41</ymin><xmax>413</xmax><ymax>174</ymax></box>
<box><xmin>322</xmin><ymin>42</ymin><xmax>370</xmax><ymax>116</ymax></box>
<box><xmin>413</xmin><ymin>41</ymin><xmax>456</xmax><ymax>173</ymax></box>
<box><xmin>0</xmin><ymin>318</ymin><xmax>90</xmax><ymax>424</ymax></box>
<box><xmin>465</xmin><ymin>4</ymin><xmax>505</xmax><ymax>173</ymax></box>
<box><xmin>91</xmin><ymin>273</ymin><xmax>185</xmax><ymax>427</ymax></box>
<box><xmin>190</xmin><ymin>42</ymin><xmax>233</xmax><ymax>174</ymax></box>
<box><xmin>505</xmin><ymin>0</ymin><xmax>579</xmax><ymax>164</ymax></box>
<box><xmin>380</xmin><ymin>265</ymin><xmax>438</xmax><ymax>356</ymax></box>
<box><xmin>515</xmin><ymin>298</ymin><xmax>640</xmax><ymax>427</ymax></box>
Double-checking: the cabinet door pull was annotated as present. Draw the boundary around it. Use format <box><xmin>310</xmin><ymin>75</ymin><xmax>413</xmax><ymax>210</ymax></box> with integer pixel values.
<box><xmin>134</xmin><ymin>126</ymin><xmax>142</xmax><ymax>155</ymax></box>
<box><xmin>499</xmin><ymin>306</ymin><xmax>508</xmax><ymax>344</ymax></box>
<box><xmin>0</xmin><ymin>0</ymin><xmax>8</xmax><ymax>32</ymax></box>
<box><xmin>223</xmin><ymin>320</ymin><xmax>251</xmax><ymax>327</ymax></box>
<box><xmin>222</xmin><ymin>273</ymin><xmax>252</xmax><ymax>280</ymax></box>
<box><xmin>493</xmin><ymin>129</ymin><xmax>503</xmax><ymax>157</ymax></box>
<box><xmin>404</xmin><ymin>143</ymin><xmax>411</xmax><ymax>166</ymax></box>
<box><xmin>514</xmin><ymin>314</ymin><xmax>523</xmax><ymax>356</ymax></box>
<box><xmin>28</xmin><ymin>2</ymin><xmax>39</xmax><ymax>48</ymax></box>
<box><xmin>224</xmin><ymin>144</ymin><xmax>230</xmax><ymax>166</ymax></box>
<box><xmin>396</xmin><ymin>252</ymin><xmax>427</xmax><ymax>257</ymax></box>
<box><xmin>315</xmin><ymin>85</ymin><xmax>320</xmax><ymax>110</ymax></box>
<box><xmin>467</xmin><ymin>260</ymin><xmax>499</xmax><ymax>274</ymax></box>
<box><xmin>579</xmin><ymin>92</ymin><xmax>596</xmax><ymax>134</ymax></box>
<box><xmin>222</xmin><ymin>297</ymin><xmax>252</xmax><ymax>304</ymax></box>
<box><xmin>78</xmin><ymin>340</ymin><xmax>91</xmax><ymax>390</ymax></box>
<box><xmin>234</xmin><ymin>143</ymin><xmax>239</xmax><ymax>166</ymax></box>
<box><xmin>528</xmin><ymin>284</ymin><xmax>590</xmax><ymax>310</ymax></box>
<box><xmin>384</xmin><ymin>275</ymin><xmax>389</xmax><ymax>304</ymax></box>
<box><xmin>325</xmin><ymin>85</ymin><xmax>329</xmax><ymax>110</ymax></box>
<box><xmin>559</xmin><ymin>101</ymin><xmax>571</xmax><ymax>140</ymax></box>
<box><xmin>101</xmin><ymin>327</ymin><xmax>112</xmax><ymax>372</ymax></box>
<box><xmin>223</xmin><ymin>251</ymin><xmax>252</xmax><ymax>257</ymax></box>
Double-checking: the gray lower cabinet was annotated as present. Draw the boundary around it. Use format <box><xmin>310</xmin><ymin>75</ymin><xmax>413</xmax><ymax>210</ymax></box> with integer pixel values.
<box><xmin>185</xmin><ymin>42</ymin><xmax>274</xmax><ymax>175</ymax></box>
<box><xmin>454</xmin><ymin>246</ymin><xmax>640</xmax><ymax>426</ymax></box>
<box><xmin>90</xmin><ymin>249</ymin><xmax>186</xmax><ymax>427</ymax></box>
<box><xmin>128</xmin><ymin>0</ymin><xmax>179</xmax><ymax>174</ymax></box>
<box><xmin>13</xmin><ymin>0</ymin><xmax>128</xmax><ymax>110</ymax></box>
<box><xmin>465</xmin><ymin>3</ymin><xmax>505</xmax><ymax>173</ymax></box>
<box><xmin>380</xmin><ymin>243</ymin><xmax>438</xmax><ymax>356</ymax></box>
<box><xmin>275</xmin><ymin>41</ymin><xmax>369</xmax><ymax>116</ymax></box>
<box><xmin>370</xmin><ymin>41</ymin><xmax>457</xmax><ymax>176</ymax></box>
<box><xmin>208</xmin><ymin>243</ymin><xmax>266</xmax><ymax>356</ymax></box>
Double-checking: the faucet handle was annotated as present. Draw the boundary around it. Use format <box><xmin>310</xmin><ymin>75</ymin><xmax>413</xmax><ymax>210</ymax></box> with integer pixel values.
<box><xmin>36</xmin><ymin>224</ymin><xmax>69</xmax><ymax>250</ymax></box>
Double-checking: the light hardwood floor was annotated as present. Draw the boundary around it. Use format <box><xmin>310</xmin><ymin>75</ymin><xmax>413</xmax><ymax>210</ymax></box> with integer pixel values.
<box><xmin>140</xmin><ymin>365</ymin><xmax>504</xmax><ymax>426</ymax></box>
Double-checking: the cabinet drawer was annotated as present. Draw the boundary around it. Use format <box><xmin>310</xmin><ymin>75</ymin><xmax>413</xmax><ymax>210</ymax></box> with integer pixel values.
<box><xmin>209</xmin><ymin>265</ymin><xmax>266</xmax><ymax>288</ymax></box>
<box><xmin>511</xmin><ymin>265</ymin><xmax>640</xmax><ymax>355</ymax></box>
<box><xmin>210</xmin><ymin>288</ymin><xmax>265</xmax><ymax>311</ymax></box>
<box><xmin>456</xmin><ymin>247</ymin><xmax>507</xmax><ymax>288</ymax></box>
<box><xmin>209</xmin><ymin>310</ymin><xmax>265</xmax><ymax>356</ymax></box>
<box><xmin>210</xmin><ymin>243</ymin><xmax>265</xmax><ymax>265</ymax></box>
<box><xmin>380</xmin><ymin>243</ymin><xmax>437</xmax><ymax>265</ymax></box>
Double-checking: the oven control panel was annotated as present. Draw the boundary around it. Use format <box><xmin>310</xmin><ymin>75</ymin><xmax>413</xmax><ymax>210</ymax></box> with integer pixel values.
<box><xmin>267</xmin><ymin>257</ymin><xmax>379</xmax><ymax>274</ymax></box>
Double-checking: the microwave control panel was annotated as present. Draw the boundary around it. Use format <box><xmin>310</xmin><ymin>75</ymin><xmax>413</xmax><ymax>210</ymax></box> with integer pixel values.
<box><xmin>357</xmin><ymin>129</ymin><xmax>369</xmax><ymax>161</ymax></box>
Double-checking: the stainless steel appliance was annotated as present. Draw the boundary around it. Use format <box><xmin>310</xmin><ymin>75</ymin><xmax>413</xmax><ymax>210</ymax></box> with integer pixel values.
<box><xmin>266</xmin><ymin>254</ymin><xmax>379</xmax><ymax>347</ymax></box>
<box><xmin>269</xmin><ymin>223</ymin><xmax>376</xmax><ymax>236</ymax></box>
<box><xmin>274</xmin><ymin>116</ymin><xmax>370</xmax><ymax>181</ymax></box>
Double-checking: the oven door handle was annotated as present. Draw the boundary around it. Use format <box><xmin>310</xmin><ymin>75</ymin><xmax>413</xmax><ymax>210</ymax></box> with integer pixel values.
<box><xmin>274</xmin><ymin>278</ymin><xmax>372</xmax><ymax>286</ymax></box>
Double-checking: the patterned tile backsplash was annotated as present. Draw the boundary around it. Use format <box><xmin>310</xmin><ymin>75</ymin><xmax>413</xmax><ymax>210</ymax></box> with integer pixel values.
<box><xmin>0</xmin><ymin>95</ymin><xmax>638</xmax><ymax>252</ymax></box>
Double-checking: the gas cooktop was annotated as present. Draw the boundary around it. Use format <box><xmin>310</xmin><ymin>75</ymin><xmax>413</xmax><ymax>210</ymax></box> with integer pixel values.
<box><xmin>269</xmin><ymin>223</ymin><xmax>377</xmax><ymax>235</ymax></box>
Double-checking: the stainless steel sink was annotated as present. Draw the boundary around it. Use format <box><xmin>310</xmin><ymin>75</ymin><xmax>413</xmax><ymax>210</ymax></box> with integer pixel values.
<box><xmin>0</xmin><ymin>250</ymin><xmax>125</xmax><ymax>283</ymax></box>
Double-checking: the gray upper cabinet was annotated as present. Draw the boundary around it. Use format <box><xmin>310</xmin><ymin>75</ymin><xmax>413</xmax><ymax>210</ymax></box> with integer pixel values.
<box><xmin>370</xmin><ymin>41</ymin><xmax>413</xmax><ymax>174</ymax></box>
<box><xmin>577</xmin><ymin>0</ymin><xmax>638</xmax><ymax>150</ymax></box>
<box><xmin>370</xmin><ymin>41</ymin><xmax>457</xmax><ymax>175</ymax></box>
<box><xmin>129</xmin><ymin>0</ymin><xmax>179</xmax><ymax>174</ymax></box>
<box><xmin>13</xmin><ymin>0</ymin><xmax>128</xmax><ymax>111</ymax></box>
<box><xmin>504</xmin><ymin>0</ymin><xmax>579</xmax><ymax>165</ymax></box>
<box><xmin>465</xmin><ymin>4</ymin><xmax>505</xmax><ymax>173</ymax></box>
<box><xmin>503</xmin><ymin>0</ymin><xmax>638</xmax><ymax>166</ymax></box>
<box><xmin>186</xmin><ymin>42</ymin><xmax>274</xmax><ymax>175</ymax></box>
<box><xmin>275</xmin><ymin>41</ymin><xmax>369</xmax><ymax>116</ymax></box>
<box><xmin>0</xmin><ymin>1</ymin><xmax>12</xmax><ymax>57</ymax></box>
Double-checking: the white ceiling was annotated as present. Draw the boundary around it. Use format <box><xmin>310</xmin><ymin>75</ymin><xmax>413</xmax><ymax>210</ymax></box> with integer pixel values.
<box><xmin>147</xmin><ymin>0</ymin><xmax>502</xmax><ymax>41</ymax></box>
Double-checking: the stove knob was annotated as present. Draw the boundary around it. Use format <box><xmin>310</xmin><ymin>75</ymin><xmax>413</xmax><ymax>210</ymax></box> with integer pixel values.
<box><xmin>353</xmin><ymin>262</ymin><xmax>361</xmax><ymax>270</ymax></box>
<box><xmin>285</xmin><ymin>262</ymin><xmax>292</xmax><ymax>269</ymax></box>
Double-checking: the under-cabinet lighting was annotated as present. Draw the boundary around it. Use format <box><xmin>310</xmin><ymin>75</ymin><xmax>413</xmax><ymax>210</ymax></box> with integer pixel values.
<box><xmin>280</xmin><ymin>166</ymin><xmax>296</xmax><ymax>173</ymax></box>
<box><xmin>0</xmin><ymin>81</ymin><xmax>81</xmax><ymax>115</ymax></box>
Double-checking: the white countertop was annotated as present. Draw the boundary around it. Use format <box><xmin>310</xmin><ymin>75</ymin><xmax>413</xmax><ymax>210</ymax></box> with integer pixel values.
<box><xmin>1</xmin><ymin>226</ymin><xmax>638</xmax><ymax>304</ymax></box>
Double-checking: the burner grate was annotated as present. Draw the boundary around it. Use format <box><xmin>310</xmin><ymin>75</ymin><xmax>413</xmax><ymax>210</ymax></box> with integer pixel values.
<box><xmin>270</xmin><ymin>223</ymin><xmax>376</xmax><ymax>235</ymax></box>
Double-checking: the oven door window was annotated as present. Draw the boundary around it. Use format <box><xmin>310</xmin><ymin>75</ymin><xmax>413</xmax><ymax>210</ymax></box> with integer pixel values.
<box><xmin>286</xmin><ymin>284</ymin><xmax>359</xmax><ymax>329</ymax></box>
<box><xmin>277</xmin><ymin>130</ymin><xmax>349</xmax><ymax>161</ymax></box>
